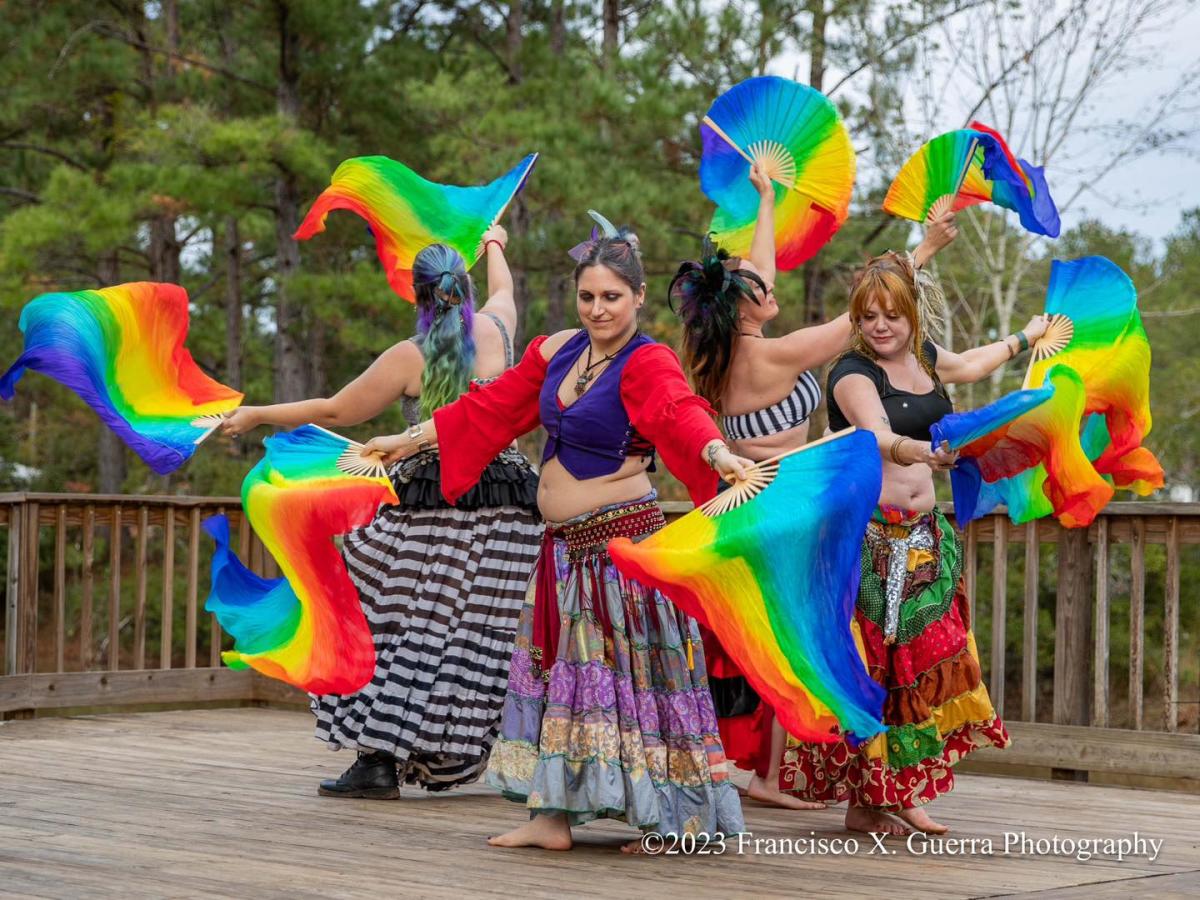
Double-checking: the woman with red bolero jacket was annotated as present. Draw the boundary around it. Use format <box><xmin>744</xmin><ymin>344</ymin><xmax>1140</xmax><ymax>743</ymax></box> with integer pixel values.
<box><xmin>366</xmin><ymin>221</ymin><xmax>751</xmax><ymax>853</ymax></box>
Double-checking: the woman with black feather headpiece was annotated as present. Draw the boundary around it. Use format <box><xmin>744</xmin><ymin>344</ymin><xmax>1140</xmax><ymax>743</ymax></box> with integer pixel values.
<box><xmin>672</xmin><ymin>160</ymin><xmax>958</xmax><ymax>813</ymax></box>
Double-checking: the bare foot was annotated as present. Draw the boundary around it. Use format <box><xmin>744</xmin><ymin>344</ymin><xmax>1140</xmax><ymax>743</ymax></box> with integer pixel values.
<box><xmin>845</xmin><ymin>806</ymin><xmax>909</xmax><ymax>836</ymax></box>
<box><xmin>621</xmin><ymin>838</ymin><xmax>658</xmax><ymax>855</ymax></box>
<box><xmin>746</xmin><ymin>775</ymin><xmax>826</xmax><ymax>811</ymax></box>
<box><xmin>487</xmin><ymin>814</ymin><xmax>573</xmax><ymax>850</ymax></box>
<box><xmin>896</xmin><ymin>807</ymin><xmax>949</xmax><ymax>835</ymax></box>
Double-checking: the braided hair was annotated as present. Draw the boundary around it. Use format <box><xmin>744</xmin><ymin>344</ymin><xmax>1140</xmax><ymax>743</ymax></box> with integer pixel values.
<box><xmin>412</xmin><ymin>243</ymin><xmax>476</xmax><ymax>420</ymax></box>
<box><xmin>670</xmin><ymin>239</ymin><xmax>766</xmax><ymax>409</ymax></box>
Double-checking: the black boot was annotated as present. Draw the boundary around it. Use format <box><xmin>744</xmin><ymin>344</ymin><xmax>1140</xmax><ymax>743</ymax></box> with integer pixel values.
<box><xmin>318</xmin><ymin>750</ymin><xmax>400</xmax><ymax>799</ymax></box>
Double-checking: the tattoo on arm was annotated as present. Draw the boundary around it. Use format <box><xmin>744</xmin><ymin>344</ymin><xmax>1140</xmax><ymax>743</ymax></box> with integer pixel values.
<box><xmin>879</xmin><ymin>415</ymin><xmax>891</xmax><ymax>428</ymax></box>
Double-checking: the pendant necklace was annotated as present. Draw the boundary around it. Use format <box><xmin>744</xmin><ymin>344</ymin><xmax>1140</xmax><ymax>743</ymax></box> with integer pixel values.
<box><xmin>574</xmin><ymin>332</ymin><xmax>638</xmax><ymax>396</ymax></box>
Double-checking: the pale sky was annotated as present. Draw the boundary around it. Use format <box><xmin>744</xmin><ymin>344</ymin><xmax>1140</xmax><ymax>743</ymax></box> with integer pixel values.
<box><xmin>769</xmin><ymin>2</ymin><xmax>1200</xmax><ymax>250</ymax></box>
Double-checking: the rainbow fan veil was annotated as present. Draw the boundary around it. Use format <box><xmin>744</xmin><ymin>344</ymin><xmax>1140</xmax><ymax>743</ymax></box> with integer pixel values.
<box><xmin>608</xmin><ymin>428</ymin><xmax>885</xmax><ymax>743</ymax></box>
<box><xmin>883</xmin><ymin>123</ymin><xmax>1060</xmax><ymax>237</ymax></box>
<box><xmin>933</xmin><ymin>365</ymin><xmax>1113</xmax><ymax>528</ymax></box>
<box><xmin>932</xmin><ymin>256</ymin><xmax>1161</xmax><ymax>528</ymax></box>
<box><xmin>700</xmin><ymin>76</ymin><xmax>855</xmax><ymax>270</ymax></box>
<box><xmin>295</xmin><ymin>152</ymin><xmax>538</xmax><ymax>301</ymax></box>
<box><xmin>0</xmin><ymin>282</ymin><xmax>243</xmax><ymax>474</ymax></box>
<box><xmin>204</xmin><ymin>425</ymin><xmax>398</xmax><ymax>694</ymax></box>
<box><xmin>1022</xmin><ymin>256</ymin><xmax>1163</xmax><ymax>494</ymax></box>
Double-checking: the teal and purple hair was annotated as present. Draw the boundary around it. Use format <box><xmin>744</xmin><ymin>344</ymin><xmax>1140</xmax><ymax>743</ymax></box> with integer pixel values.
<box><xmin>412</xmin><ymin>244</ymin><xmax>476</xmax><ymax>420</ymax></box>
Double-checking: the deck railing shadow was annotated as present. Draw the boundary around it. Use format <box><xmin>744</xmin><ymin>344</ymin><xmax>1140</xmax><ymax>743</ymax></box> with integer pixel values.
<box><xmin>2</xmin><ymin>492</ymin><xmax>1197</xmax><ymax>787</ymax></box>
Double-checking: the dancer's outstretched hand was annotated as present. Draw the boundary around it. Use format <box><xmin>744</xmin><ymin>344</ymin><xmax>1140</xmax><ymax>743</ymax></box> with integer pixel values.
<box><xmin>220</xmin><ymin>407</ymin><xmax>263</xmax><ymax>437</ymax></box>
<box><xmin>363</xmin><ymin>433</ymin><xmax>412</xmax><ymax>465</ymax></box>
<box><xmin>749</xmin><ymin>158</ymin><xmax>774</xmax><ymax>198</ymax></box>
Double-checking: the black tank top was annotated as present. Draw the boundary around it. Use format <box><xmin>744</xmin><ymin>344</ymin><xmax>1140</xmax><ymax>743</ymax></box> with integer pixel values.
<box><xmin>826</xmin><ymin>340</ymin><xmax>953</xmax><ymax>441</ymax></box>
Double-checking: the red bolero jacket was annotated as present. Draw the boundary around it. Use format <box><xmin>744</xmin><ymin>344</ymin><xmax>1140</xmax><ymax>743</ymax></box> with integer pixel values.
<box><xmin>432</xmin><ymin>335</ymin><xmax>722</xmax><ymax>507</ymax></box>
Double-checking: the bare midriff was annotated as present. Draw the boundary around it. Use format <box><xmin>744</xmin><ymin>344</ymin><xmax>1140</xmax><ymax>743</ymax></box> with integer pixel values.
<box><xmin>536</xmin><ymin>455</ymin><xmax>655</xmax><ymax>523</ymax></box>
<box><xmin>879</xmin><ymin>460</ymin><xmax>936</xmax><ymax>513</ymax></box>
<box><xmin>728</xmin><ymin>420</ymin><xmax>812</xmax><ymax>463</ymax></box>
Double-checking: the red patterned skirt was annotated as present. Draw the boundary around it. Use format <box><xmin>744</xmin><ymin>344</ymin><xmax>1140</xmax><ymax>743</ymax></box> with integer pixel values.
<box><xmin>779</xmin><ymin>507</ymin><xmax>1009</xmax><ymax>811</ymax></box>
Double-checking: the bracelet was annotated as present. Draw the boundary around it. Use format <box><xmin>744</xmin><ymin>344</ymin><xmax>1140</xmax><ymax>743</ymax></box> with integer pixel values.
<box><xmin>705</xmin><ymin>441</ymin><xmax>726</xmax><ymax>470</ymax></box>
<box><xmin>406</xmin><ymin>423</ymin><xmax>432</xmax><ymax>453</ymax></box>
<box><xmin>483</xmin><ymin>239</ymin><xmax>505</xmax><ymax>254</ymax></box>
<box><xmin>889</xmin><ymin>436</ymin><xmax>912</xmax><ymax>466</ymax></box>
<box><xmin>1016</xmin><ymin>330</ymin><xmax>1029</xmax><ymax>353</ymax></box>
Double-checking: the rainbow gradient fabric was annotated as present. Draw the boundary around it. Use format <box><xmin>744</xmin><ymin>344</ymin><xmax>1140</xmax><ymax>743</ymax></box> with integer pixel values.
<box><xmin>0</xmin><ymin>282</ymin><xmax>242</xmax><ymax>474</ymax></box>
<box><xmin>932</xmin><ymin>257</ymin><xmax>1161</xmax><ymax>528</ymax></box>
<box><xmin>294</xmin><ymin>153</ymin><xmax>538</xmax><ymax>301</ymax></box>
<box><xmin>1026</xmin><ymin>256</ymin><xmax>1162</xmax><ymax>494</ymax></box>
<box><xmin>934</xmin><ymin>365</ymin><xmax>1112</xmax><ymax>528</ymax></box>
<box><xmin>608</xmin><ymin>429</ymin><xmax>885</xmax><ymax>743</ymax></box>
<box><xmin>205</xmin><ymin>426</ymin><xmax>397</xmax><ymax>694</ymax></box>
<box><xmin>884</xmin><ymin>123</ymin><xmax>1060</xmax><ymax>237</ymax></box>
<box><xmin>700</xmin><ymin>76</ymin><xmax>855</xmax><ymax>270</ymax></box>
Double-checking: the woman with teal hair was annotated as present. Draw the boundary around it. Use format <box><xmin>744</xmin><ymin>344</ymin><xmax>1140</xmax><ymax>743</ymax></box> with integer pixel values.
<box><xmin>221</xmin><ymin>225</ymin><xmax>543</xmax><ymax>798</ymax></box>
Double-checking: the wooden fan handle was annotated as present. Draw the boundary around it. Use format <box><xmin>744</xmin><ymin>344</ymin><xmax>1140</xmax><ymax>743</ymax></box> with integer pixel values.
<box><xmin>926</xmin><ymin>194</ymin><xmax>955</xmax><ymax>222</ymax></box>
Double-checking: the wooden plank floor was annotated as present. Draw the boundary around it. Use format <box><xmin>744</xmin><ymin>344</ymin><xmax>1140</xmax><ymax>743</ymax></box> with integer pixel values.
<box><xmin>1</xmin><ymin>709</ymin><xmax>1198</xmax><ymax>899</ymax></box>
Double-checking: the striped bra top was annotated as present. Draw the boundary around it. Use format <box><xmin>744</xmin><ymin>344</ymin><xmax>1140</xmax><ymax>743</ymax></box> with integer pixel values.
<box><xmin>721</xmin><ymin>370</ymin><xmax>822</xmax><ymax>441</ymax></box>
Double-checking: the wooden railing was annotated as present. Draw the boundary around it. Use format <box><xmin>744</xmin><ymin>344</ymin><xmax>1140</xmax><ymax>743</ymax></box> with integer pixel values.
<box><xmin>0</xmin><ymin>493</ymin><xmax>296</xmax><ymax>714</ymax></box>
<box><xmin>2</xmin><ymin>492</ymin><xmax>1197</xmax><ymax>783</ymax></box>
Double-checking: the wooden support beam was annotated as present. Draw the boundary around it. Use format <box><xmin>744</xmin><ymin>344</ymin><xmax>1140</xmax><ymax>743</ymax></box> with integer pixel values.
<box><xmin>107</xmin><ymin>505</ymin><xmax>122</xmax><ymax>671</ymax></box>
<box><xmin>1092</xmin><ymin>517</ymin><xmax>1110</xmax><ymax>727</ymax></box>
<box><xmin>990</xmin><ymin>520</ymin><xmax>1008</xmax><ymax>716</ymax></box>
<box><xmin>133</xmin><ymin>506</ymin><xmax>149</xmax><ymax>670</ymax></box>
<box><xmin>1053</xmin><ymin>527</ymin><xmax>1092</xmax><ymax>726</ymax></box>
<box><xmin>4</xmin><ymin>503</ymin><xmax>20</xmax><ymax>676</ymax></box>
<box><xmin>80</xmin><ymin>506</ymin><xmax>95</xmax><ymax>670</ymax></box>
<box><xmin>1129</xmin><ymin>517</ymin><xmax>1146</xmax><ymax>730</ymax></box>
<box><xmin>160</xmin><ymin>510</ymin><xmax>175</xmax><ymax>670</ymax></box>
<box><xmin>1022</xmin><ymin>521</ymin><xmax>1039</xmax><ymax>722</ymax></box>
<box><xmin>1163</xmin><ymin>516</ymin><xmax>1181</xmax><ymax>733</ymax></box>
<box><xmin>53</xmin><ymin>506</ymin><xmax>66</xmax><ymax>673</ymax></box>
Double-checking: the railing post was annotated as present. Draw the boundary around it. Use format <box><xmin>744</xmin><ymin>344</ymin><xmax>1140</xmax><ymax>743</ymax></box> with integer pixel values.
<box><xmin>1053</xmin><ymin>525</ymin><xmax>1093</xmax><ymax>732</ymax></box>
<box><xmin>1129</xmin><ymin>517</ymin><xmax>1146</xmax><ymax>730</ymax></box>
<box><xmin>1092</xmin><ymin>517</ymin><xmax>1110</xmax><ymax>727</ymax></box>
<box><xmin>990</xmin><ymin>519</ymin><xmax>1008</xmax><ymax>716</ymax></box>
<box><xmin>1163</xmin><ymin>516</ymin><xmax>1181</xmax><ymax>733</ymax></box>
<box><xmin>20</xmin><ymin>501</ymin><xmax>39</xmax><ymax>674</ymax></box>
<box><xmin>1021</xmin><ymin>521</ymin><xmax>1039</xmax><ymax>722</ymax></box>
<box><xmin>5</xmin><ymin>500</ymin><xmax>22</xmax><ymax>677</ymax></box>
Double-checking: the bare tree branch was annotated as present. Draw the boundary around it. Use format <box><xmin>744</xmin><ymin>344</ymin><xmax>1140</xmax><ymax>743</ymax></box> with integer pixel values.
<box><xmin>0</xmin><ymin>142</ymin><xmax>89</xmax><ymax>171</ymax></box>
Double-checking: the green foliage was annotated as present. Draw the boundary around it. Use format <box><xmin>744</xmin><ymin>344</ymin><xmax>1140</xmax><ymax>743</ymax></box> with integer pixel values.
<box><xmin>0</xmin><ymin>0</ymin><xmax>1194</xmax><ymax>508</ymax></box>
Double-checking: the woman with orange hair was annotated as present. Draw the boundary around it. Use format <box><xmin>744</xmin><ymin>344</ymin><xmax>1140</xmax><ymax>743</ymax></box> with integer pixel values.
<box><xmin>779</xmin><ymin>250</ymin><xmax>1049</xmax><ymax>834</ymax></box>
<box><xmin>673</xmin><ymin>161</ymin><xmax>957</xmax><ymax>812</ymax></box>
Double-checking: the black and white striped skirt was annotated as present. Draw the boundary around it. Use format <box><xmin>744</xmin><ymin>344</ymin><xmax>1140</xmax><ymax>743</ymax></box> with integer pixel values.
<box><xmin>311</xmin><ymin>453</ymin><xmax>543</xmax><ymax>791</ymax></box>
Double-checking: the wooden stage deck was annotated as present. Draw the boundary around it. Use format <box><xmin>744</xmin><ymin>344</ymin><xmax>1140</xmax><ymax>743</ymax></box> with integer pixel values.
<box><xmin>2</xmin><ymin>709</ymin><xmax>1198</xmax><ymax>899</ymax></box>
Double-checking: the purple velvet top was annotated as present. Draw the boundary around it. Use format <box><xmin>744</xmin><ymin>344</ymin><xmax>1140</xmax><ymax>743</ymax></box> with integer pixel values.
<box><xmin>539</xmin><ymin>330</ymin><xmax>656</xmax><ymax>479</ymax></box>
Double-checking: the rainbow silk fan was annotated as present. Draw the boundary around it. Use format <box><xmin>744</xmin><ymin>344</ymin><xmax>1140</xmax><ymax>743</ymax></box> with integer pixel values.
<box><xmin>0</xmin><ymin>282</ymin><xmax>243</xmax><ymax>474</ymax></box>
<box><xmin>700</xmin><ymin>76</ymin><xmax>855</xmax><ymax>270</ymax></box>
<box><xmin>295</xmin><ymin>152</ymin><xmax>539</xmax><ymax>301</ymax></box>
<box><xmin>883</xmin><ymin>123</ymin><xmax>1060</xmax><ymax>237</ymax></box>
<box><xmin>608</xmin><ymin>429</ymin><xmax>885</xmax><ymax>743</ymax></box>
<box><xmin>205</xmin><ymin>425</ymin><xmax>398</xmax><ymax>695</ymax></box>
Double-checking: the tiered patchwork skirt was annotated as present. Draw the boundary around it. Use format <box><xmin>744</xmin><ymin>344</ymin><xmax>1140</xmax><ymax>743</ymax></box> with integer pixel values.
<box><xmin>781</xmin><ymin>507</ymin><xmax>1009</xmax><ymax>810</ymax></box>
<box><xmin>486</xmin><ymin>497</ymin><xmax>745</xmax><ymax>836</ymax></box>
